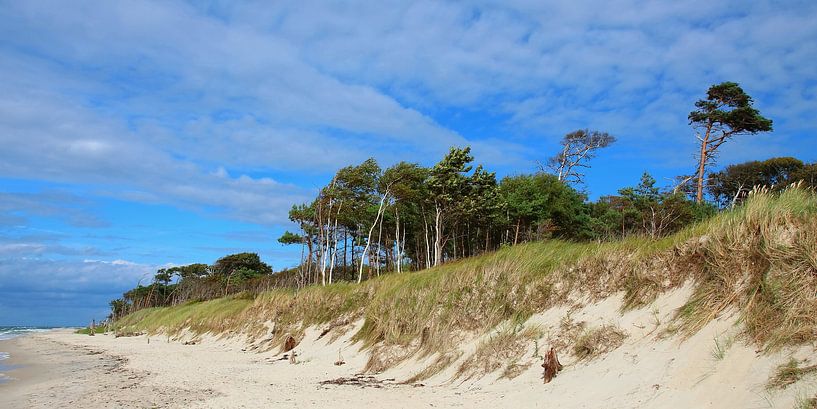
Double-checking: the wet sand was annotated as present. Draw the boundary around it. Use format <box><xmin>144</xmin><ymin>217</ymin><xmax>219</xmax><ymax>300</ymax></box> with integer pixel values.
<box><xmin>0</xmin><ymin>331</ymin><xmax>206</xmax><ymax>408</ymax></box>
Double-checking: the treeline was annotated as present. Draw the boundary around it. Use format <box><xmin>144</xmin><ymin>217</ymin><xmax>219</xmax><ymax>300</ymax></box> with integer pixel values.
<box><xmin>278</xmin><ymin>147</ymin><xmax>718</xmax><ymax>288</ymax></box>
<box><xmin>108</xmin><ymin>252</ymin><xmax>299</xmax><ymax>319</ymax></box>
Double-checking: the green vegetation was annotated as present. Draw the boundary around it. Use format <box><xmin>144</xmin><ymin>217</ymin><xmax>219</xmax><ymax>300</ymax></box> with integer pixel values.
<box><xmin>75</xmin><ymin>325</ymin><xmax>107</xmax><ymax>335</ymax></box>
<box><xmin>572</xmin><ymin>325</ymin><xmax>628</xmax><ymax>361</ymax></box>
<box><xmin>767</xmin><ymin>358</ymin><xmax>817</xmax><ymax>390</ymax></box>
<box><xmin>115</xmin><ymin>188</ymin><xmax>817</xmax><ymax>375</ymax></box>
<box><xmin>710</xmin><ymin>335</ymin><xmax>734</xmax><ymax>361</ymax></box>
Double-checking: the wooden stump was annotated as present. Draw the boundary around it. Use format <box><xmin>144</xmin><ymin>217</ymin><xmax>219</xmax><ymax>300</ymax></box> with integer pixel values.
<box><xmin>284</xmin><ymin>336</ymin><xmax>296</xmax><ymax>352</ymax></box>
<box><xmin>542</xmin><ymin>347</ymin><xmax>563</xmax><ymax>384</ymax></box>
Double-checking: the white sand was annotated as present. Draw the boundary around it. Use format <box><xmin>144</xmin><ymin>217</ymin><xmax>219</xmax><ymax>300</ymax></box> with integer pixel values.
<box><xmin>2</xmin><ymin>286</ymin><xmax>814</xmax><ymax>408</ymax></box>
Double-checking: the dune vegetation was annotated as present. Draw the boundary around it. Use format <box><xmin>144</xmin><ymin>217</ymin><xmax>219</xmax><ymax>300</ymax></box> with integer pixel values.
<box><xmin>115</xmin><ymin>187</ymin><xmax>817</xmax><ymax>378</ymax></box>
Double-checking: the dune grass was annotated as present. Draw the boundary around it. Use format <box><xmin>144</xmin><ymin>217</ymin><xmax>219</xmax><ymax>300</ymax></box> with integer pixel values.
<box><xmin>116</xmin><ymin>187</ymin><xmax>817</xmax><ymax>374</ymax></box>
<box><xmin>767</xmin><ymin>358</ymin><xmax>817</xmax><ymax>390</ymax></box>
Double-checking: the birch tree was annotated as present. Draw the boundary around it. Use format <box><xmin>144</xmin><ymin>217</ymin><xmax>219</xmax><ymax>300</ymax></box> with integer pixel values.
<box><xmin>427</xmin><ymin>147</ymin><xmax>474</xmax><ymax>266</ymax></box>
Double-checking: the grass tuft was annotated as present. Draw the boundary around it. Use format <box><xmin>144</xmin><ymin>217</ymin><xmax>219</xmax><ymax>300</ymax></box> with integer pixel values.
<box><xmin>767</xmin><ymin>358</ymin><xmax>817</xmax><ymax>390</ymax></box>
<box><xmin>572</xmin><ymin>325</ymin><xmax>628</xmax><ymax>361</ymax></box>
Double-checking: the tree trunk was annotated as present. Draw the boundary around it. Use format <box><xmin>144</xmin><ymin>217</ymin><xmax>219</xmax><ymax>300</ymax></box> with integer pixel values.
<box><xmin>513</xmin><ymin>218</ymin><xmax>521</xmax><ymax>245</ymax></box>
<box><xmin>376</xmin><ymin>210</ymin><xmax>384</xmax><ymax>277</ymax></box>
<box><xmin>433</xmin><ymin>203</ymin><xmax>444</xmax><ymax>267</ymax></box>
<box><xmin>358</xmin><ymin>191</ymin><xmax>389</xmax><ymax>283</ymax></box>
<box><xmin>395</xmin><ymin>212</ymin><xmax>401</xmax><ymax>273</ymax></box>
<box><xmin>422</xmin><ymin>208</ymin><xmax>431</xmax><ymax>269</ymax></box>
<box><xmin>696</xmin><ymin>124</ymin><xmax>712</xmax><ymax>203</ymax></box>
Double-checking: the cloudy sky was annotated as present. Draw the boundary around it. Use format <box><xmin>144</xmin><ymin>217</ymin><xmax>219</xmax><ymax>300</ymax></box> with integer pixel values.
<box><xmin>1</xmin><ymin>1</ymin><xmax>816</xmax><ymax>326</ymax></box>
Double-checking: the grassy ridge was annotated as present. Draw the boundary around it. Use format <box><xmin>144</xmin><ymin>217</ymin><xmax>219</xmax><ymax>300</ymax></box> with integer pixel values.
<box><xmin>117</xmin><ymin>188</ymin><xmax>817</xmax><ymax>369</ymax></box>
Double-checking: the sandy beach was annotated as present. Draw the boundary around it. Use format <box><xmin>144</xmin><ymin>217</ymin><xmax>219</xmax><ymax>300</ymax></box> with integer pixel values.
<box><xmin>1</xmin><ymin>288</ymin><xmax>813</xmax><ymax>409</ymax></box>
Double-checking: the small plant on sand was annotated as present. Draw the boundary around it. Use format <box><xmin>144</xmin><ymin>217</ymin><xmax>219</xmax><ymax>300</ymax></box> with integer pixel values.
<box><xmin>456</xmin><ymin>322</ymin><xmax>542</xmax><ymax>380</ymax></box>
<box><xmin>572</xmin><ymin>325</ymin><xmax>628</xmax><ymax>361</ymax></box>
<box><xmin>767</xmin><ymin>358</ymin><xmax>817</xmax><ymax>390</ymax></box>
<box><xmin>794</xmin><ymin>394</ymin><xmax>817</xmax><ymax>409</ymax></box>
<box><xmin>711</xmin><ymin>335</ymin><xmax>734</xmax><ymax>361</ymax></box>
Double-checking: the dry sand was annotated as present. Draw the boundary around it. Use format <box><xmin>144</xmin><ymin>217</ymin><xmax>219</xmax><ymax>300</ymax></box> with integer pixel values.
<box><xmin>1</xmin><ymin>287</ymin><xmax>815</xmax><ymax>408</ymax></box>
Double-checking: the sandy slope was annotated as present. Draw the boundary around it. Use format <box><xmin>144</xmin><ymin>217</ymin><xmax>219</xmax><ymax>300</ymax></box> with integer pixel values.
<box><xmin>2</xmin><ymin>286</ymin><xmax>815</xmax><ymax>408</ymax></box>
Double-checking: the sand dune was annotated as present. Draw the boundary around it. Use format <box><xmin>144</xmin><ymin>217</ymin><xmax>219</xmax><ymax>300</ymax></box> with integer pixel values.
<box><xmin>2</xmin><ymin>286</ymin><xmax>813</xmax><ymax>408</ymax></box>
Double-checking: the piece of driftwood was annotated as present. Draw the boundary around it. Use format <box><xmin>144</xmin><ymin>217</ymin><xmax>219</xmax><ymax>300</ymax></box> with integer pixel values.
<box><xmin>542</xmin><ymin>347</ymin><xmax>563</xmax><ymax>384</ymax></box>
<box><xmin>284</xmin><ymin>335</ymin><xmax>296</xmax><ymax>352</ymax></box>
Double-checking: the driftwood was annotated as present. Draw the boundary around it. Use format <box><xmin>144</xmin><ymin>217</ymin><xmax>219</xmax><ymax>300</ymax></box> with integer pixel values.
<box><xmin>284</xmin><ymin>336</ymin><xmax>296</xmax><ymax>352</ymax></box>
<box><xmin>542</xmin><ymin>347</ymin><xmax>563</xmax><ymax>384</ymax></box>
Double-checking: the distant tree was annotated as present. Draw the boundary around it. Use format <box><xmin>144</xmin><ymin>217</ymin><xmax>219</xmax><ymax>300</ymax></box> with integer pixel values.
<box><xmin>109</xmin><ymin>298</ymin><xmax>127</xmax><ymax>320</ymax></box>
<box><xmin>689</xmin><ymin>82</ymin><xmax>773</xmax><ymax>203</ymax></box>
<box><xmin>381</xmin><ymin>162</ymin><xmax>429</xmax><ymax>272</ymax></box>
<box><xmin>167</xmin><ymin>263</ymin><xmax>210</xmax><ymax>280</ymax></box>
<box><xmin>278</xmin><ymin>231</ymin><xmax>303</xmax><ymax>245</ymax></box>
<box><xmin>545</xmin><ymin>129</ymin><xmax>616</xmax><ymax>185</ymax></box>
<box><xmin>708</xmin><ymin>157</ymin><xmax>804</xmax><ymax>207</ymax></box>
<box><xmin>499</xmin><ymin>173</ymin><xmax>589</xmax><ymax>243</ymax></box>
<box><xmin>211</xmin><ymin>252</ymin><xmax>272</xmax><ymax>277</ymax></box>
<box><xmin>790</xmin><ymin>163</ymin><xmax>817</xmax><ymax>188</ymax></box>
<box><xmin>427</xmin><ymin>147</ymin><xmax>474</xmax><ymax>266</ymax></box>
<box><xmin>154</xmin><ymin>268</ymin><xmax>174</xmax><ymax>286</ymax></box>
<box><xmin>463</xmin><ymin>165</ymin><xmax>502</xmax><ymax>254</ymax></box>
<box><xmin>626</xmin><ymin>173</ymin><xmax>715</xmax><ymax>237</ymax></box>
<box><xmin>278</xmin><ymin>231</ymin><xmax>308</xmax><ymax>287</ymax></box>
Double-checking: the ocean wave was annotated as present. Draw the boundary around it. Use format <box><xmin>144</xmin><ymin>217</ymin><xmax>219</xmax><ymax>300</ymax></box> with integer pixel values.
<box><xmin>0</xmin><ymin>326</ymin><xmax>55</xmax><ymax>341</ymax></box>
<box><xmin>0</xmin><ymin>351</ymin><xmax>9</xmax><ymax>361</ymax></box>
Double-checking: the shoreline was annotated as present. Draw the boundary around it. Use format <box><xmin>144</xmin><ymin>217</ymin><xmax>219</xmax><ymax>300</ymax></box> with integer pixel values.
<box><xmin>0</xmin><ymin>307</ymin><xmax>810</xmax><ymax>409</ymax></box>
<box><xmin>0</xmin><ymin>330</ymin><xmax>203</xmax><ymax>408</ymax></box>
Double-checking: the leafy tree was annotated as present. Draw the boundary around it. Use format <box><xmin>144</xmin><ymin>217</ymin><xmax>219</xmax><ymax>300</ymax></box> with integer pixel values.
<box><xmin>689</xmin><ymin>82</ymin><xmax>773</xmax><ymax>203</ymax></box>
<box><xmin>499</xmin><ymin>173</ymin><xmax>589</xmax><ymax>243</ymax></box>
<box><xmin>614</xmin><ymin>172</ymin><xmax>714</xmax><ymax>238</ymax></box>
<box><xmin>211</xmin><ymin>252</ymin><xmax>272</xmax><ymax>276</ymax></box>
<box><xmin>278</xmin><ymin>231</ymin><xmax>304</xmax><ymax>245</ymax></box>
<box><xmin>790</xmin><ymin>163</ymin><xmax>817</xmax><ymax>188</ymax></box>
<box><xmin>546</xmin><ymin>129</ymin><xmax>616</xmax><ymax>185</ymax></box>
<box><xmin>154</xmin><ymin>268</ymin><xmax>174</xmax><ymax>286</ymax></box>
<box><xmin>708</xmin><ymin>157</ymin><xmax>804</xmax><ymax>207</ymax></box>
<box><xmin>427</xmin><ymin>147</ymin><xmax>474</xmax><ymax>266</ymax></box>
<box><xmin>463</xmin><ymin>165</ymin><xmax>502</xmax><ymax>254</ymax></box>
<box><xmin>381</xmin><ymin>162</ymin><xmax>429</xmax><ymax>271</ymax></box>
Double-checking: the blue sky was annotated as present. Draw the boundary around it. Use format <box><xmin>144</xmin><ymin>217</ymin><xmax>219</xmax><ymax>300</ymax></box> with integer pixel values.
<box><xmin>1</xmin><ymin>1</ymin><xmax>816</xmax><ymax>326</ymax></box>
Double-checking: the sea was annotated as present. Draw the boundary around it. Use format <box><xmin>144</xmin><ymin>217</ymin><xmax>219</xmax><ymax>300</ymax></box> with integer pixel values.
<box><xmin>0</xmin><ymin>326</ymin><xmax>57</xmax><ymax>384</ymax></box>
<box><xmin>0</xmin><ymin>326</ymin><xmax>56</xmax><ymax>341</ymax></box>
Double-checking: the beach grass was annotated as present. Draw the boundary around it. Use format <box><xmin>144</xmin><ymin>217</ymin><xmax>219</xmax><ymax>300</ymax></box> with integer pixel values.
<box><xmin>116</xmin><ymin>187</ymin><xmax>817</xmax><ymax>372</ymax></box>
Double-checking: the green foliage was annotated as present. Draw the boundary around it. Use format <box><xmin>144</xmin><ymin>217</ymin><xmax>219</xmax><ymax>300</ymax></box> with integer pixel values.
<box><xmin>75</xmin><ymin>325</ymin><xmax>106</xmax><ymax>335</ymax></box>
<box><xmin>167</xmin><ymin>263</ymin><xmax>210</xmax><ymax>280</ymax></box>
<box><xmin>498</xmin><ymin>172</ymin><xmax>589</xmax><ymax>241</ymax></box>
<box><xmin>278</xmin><ymin>231</ymin><xmax>303</xmax><ymax>245</ymax></box>
<box><xmin>708</xmin><ymin>157</ymin><xmax>804</xmax><ymax>207</ymax></box>
<box><xmin>689</xmin><ymin>82</ymin><xmax>773</xmax><ymax>135</ymax></box>
<box><xmin>789</xmin><ymin>163</ymin><xmax>817</xmax><ymax>188</ymax></box>
<box><xmin>590</xmin><ymin>172</ymin><xmax>715</xmax><ymax>239</ymax></box>
<box><xmin>211</xmin><ymin>252</ymin><xmax>272</xmax><ymax>276</ymax></box>
<box><xmin>427</xmin><ymin>146</ymin><xmax>474</xmax><ymax>208</ymax></box>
